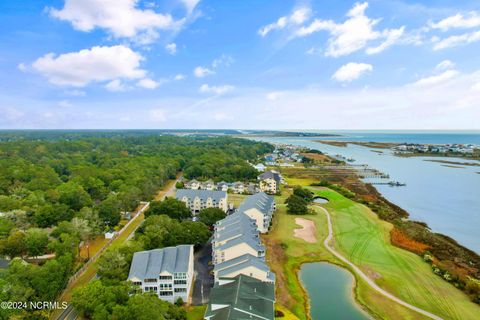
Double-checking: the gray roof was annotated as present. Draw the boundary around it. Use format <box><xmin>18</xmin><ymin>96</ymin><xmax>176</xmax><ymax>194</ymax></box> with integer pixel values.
<box><xmin>128</xmin><ymin>245</ymin><xmax>193</xmax><ymax>280</ymax></box>
<box><xmin>215</xmin><ymin>234</ymin><xmax>264</xmax><ymax>252</ymax></box>
<box><xmin>214</xmin><ymin>222</ymin><xmax>258</xmax><ymax>243</ymax></box>
<box><xmin>205</xmin><ymin>274</ymin><xmax>275</xmax><ymax>320</ymax></box>
<box><xmin>237</xmin><ymin>192</ymin><xmax>275</xmax><ymax>217</ymax></box>
<box><xmin>258</xmin><ymin>170</ymin><xmax>280</xmax><ymax>182</ymax></box>
<box><xmin>214</xmin><ymin>254</ymin><xmax>273</xmax><ymax>280</ymax></box>
<box><xmin>176</xmin><ymin>189</ymin><xmax>226</xmax><ymax>202</ymax></box>
<box><xmin>216</xmin><ymin>212</ymin><xmax>255</xmax><ymax>228</ymax></box>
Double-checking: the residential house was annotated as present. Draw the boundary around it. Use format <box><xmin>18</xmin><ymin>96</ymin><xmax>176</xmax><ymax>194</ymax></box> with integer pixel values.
<box><xmin>237</xmin><ymin>192</ymin><xmax>275</xmax><ymax>233</ymax></box>
<box><xmin>202</xmin><ymin>180</ymin><xmax>216</xmax><ymax>191</ymax></box>
<box><xmin>258</xmin><ymin>171</ymin><xmax>281</xmax><ymax>194</ymax></box>
<box><xmin>176</xmin><ymin>189</ymin><xmax>228</xmax><ymax>216</ymax></box>
<box><xmin>127</xmin><ymin>245</ymin><xmax>194</xmax><ymax>304</ymax></box>
<box><xmin>233</xmin><ymin>182</ymin><xmax>245</xmax><ymax>194</ymax></box>
<box><xmin>185</xmin><ymin>179</ymin><xmax>201</xmax><ymax>190</ymax></box>
<box><xmin>213</xmin><ymin>254</ymin><xmax>275</xmax><ymax>283</ymax></box>
<box><xmin>253</xmin><ymin>163</ymin><xmax>266</xmax><ymax>172</ymax></box>
<box><xmin>217</xmin><ymin>181</ymin><xmax>229</xmax><ymax>192</ymax></box>
<box><xmin>204</xmin><ymin>274</ymin><xmax>275</xmax><ymax>320</ymax></box>
<box><xmin>212</xmin><ymin>216</ymin><xmax>259</xmax><ymax>249</ymax></box>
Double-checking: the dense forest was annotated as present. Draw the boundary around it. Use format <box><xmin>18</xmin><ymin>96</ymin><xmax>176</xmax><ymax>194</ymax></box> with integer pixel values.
<box><xmin>0</xmin><ymin>132</ymin><xmax>273</xmax><ymax>319</ymax></box>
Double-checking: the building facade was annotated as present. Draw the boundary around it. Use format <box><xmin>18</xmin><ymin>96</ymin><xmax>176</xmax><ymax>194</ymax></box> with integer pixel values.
<box><xmin>258</xmin><ymin>170</ymin><xmax>281</xmax><ymax>194</ymax></box>
<box><xmin>127</xmin><ymin>245</ymin><xmax>194</xmax><ymax>304</ymax></box>
<box><xmin>176</xmin><ymin>189</ymin><xmax>228</xmax><ymax>215</ymax></box>
<box><xmin>237</xmin><ymin>192</ymin><xmax>275</xmax><ymax>233</ymax></box>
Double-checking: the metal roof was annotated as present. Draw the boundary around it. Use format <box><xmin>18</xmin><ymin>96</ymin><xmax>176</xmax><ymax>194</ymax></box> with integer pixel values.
<box><xmin>176</xmin><ymin>189</ymin><xmax>227</xmax><ymax>202</ymax></box>
<box><xmin>128</xmin><ymin>245</ymin><xmax>193</xmax><ymax>280</ymax></box>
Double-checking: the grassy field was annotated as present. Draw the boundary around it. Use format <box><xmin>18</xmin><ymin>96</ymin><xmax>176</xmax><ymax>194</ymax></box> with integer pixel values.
<box><xmin>228</xmin><ymin>193</ymin><xmax>248</xmax><ymax>207</ymax></box>
<box><xmin>186</xmin><ymin>306</ymin><xmax>206</xmax><ymax>320</ymax></box>
<box><xmin>264</xmin><ymin>186</ymin><xmax>480</xmax><ymax>320</ymax></box>
<box><xmin>310</xmin><ymin>187</ymin><xmax>480</xmax><ymax>320</ymax></box>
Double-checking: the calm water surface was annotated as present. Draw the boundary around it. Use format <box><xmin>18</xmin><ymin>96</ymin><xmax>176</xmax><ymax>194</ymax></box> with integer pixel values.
<box><xmin>252</xmin><ymin>132</ymin><xmax>480</xmax><ymax>252</ymax></box>
<box><xmin>300</xmin><ymin>263</ymin><xmax>370</xmax><ymax>320</ymax></box>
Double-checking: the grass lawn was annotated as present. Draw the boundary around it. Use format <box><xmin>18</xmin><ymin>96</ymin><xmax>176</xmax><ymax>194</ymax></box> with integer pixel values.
<box><xmin>186</xmin><ymin>305</ymin><xmax>206</xmax><ymax>320</ymax></box>
<box><xmin>310</xmin><ymin>187</ymin><xmax>480</xmax><ymax>320</ymax></box>
<box><xmin>264</xmin><ymin>186</ymin><xmax>480</xmax><ymax>320</ymax></box>
<box><xmin>228</xmin><ymin>193</ymin><xmax>248</xmax><ymax>207</ymax></box>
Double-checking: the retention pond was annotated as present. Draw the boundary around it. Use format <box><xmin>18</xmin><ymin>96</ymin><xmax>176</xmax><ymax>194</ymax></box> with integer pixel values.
<box><xmin>299</xmin><ymin>262</ymin><xmax>370</xmax><ymax>320</ymax></box>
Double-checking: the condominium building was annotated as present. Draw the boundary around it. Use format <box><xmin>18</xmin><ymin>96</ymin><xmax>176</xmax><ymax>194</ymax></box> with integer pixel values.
<box><xmin>237</xmin><ymin>192</ymin><xmax>275</xmax><ymax>233</ymax></box>
<box><xmin>127</xmin><ymin>245</ymin><xmax>194</xmax><ymax>304</ymax></box>
<box><xmin>176</xmin><ymin>189</ymin><xmax>228</xmax><ymax>215</ymax></box>
<box><xmin>258</xmin><ymin>170</ymin><xmax>281</xmax><ymax>194</ymax></box>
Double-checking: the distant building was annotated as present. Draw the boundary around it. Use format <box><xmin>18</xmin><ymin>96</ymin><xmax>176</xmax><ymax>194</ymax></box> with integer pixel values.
<box><xmin>202</xmin><ymin>180</ymin><xmax>216</xmax><ymax>191</ymax></box>
<box><xmin>237</xmin><ymin>192</ymin><xmax>275</xmax><ymax>233</ymax></box>
<box><xmin>217</xmin><ymin>181</ymin><xmax>229</xmax><ymax>192</ymax></box>
<box><xmin>253</xmin><ymin>163</ymin><xmax>266</xmax><ymax>172</ymax></box>
<box><xmin>204</xmin><ymin>274</ymin><xmax>275</xmax><ymax>320</ymax></box>
<box><xmin>176</xmin><ymin>189</ymin><xmax>228</xmax><ymax>215</ymax></box>
<box><xmin>232</xmin><ymin>182</ymin><xmax>245</xmax><ymax>194</ymax></box>
<box><xmin>258</xmin><ymin>170</ymin><xmax>281</xmax><ymax>194</ymax></box>
<box><xmin>185</xmin><ymin>179</ymin><xmax>201</xmax><ymax>190</ymax></box>
<box><xmin>127</xmin><ymin>245</ymin><xmax>194</xmax><ymax>304</ymax></box>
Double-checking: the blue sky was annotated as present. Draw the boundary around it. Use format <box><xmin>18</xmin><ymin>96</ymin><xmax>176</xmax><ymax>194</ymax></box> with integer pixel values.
<box><xmin>0</xmin><ymin>0</ymin><xmax>480</xmax><ymax>129</ymax></box>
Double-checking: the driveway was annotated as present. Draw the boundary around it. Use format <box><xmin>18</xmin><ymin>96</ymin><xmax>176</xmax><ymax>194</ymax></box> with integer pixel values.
<box><xmin>192</xmin><ymin>239</ymin><xmax>213</xmax><ymax>305</ymax></box>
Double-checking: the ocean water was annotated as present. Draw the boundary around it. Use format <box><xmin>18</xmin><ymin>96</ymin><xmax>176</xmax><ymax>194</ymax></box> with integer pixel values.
<box><xmin>251</xmin><ymin>132</ymin><xmax>480</xmax><ymax>253</ymax></box>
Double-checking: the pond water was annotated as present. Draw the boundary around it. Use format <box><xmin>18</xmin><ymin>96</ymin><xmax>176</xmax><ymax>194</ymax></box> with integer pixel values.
<box><xmin>300</xmin><ymin>262</ymin><xmax>370</xmax><ymax>320</ymax></box>
<box><xmin>313</xmin><ymin>197</ymin><xmax>329</xmax><ymax>204</ymax></box>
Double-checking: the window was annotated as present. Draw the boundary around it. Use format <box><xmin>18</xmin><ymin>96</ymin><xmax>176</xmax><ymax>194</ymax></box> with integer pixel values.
<box><xmin>132</xmin><ymin>281</ymin><xmax>142</xmax><ymax>286</ymax></box>
<box><xmin>144</xmin><ymin>278</ymin><xmax>157</xmax><ymax>283</ymax></box>
<box><xmin>159</xmin><ymin>291</ymin><xmax>173</xmax><ymax>296</ymax></box>
<box><xmin>174</xmin><ymin>273</ymin><xmax>187</xmax><ymax>279</ymax></box>
<box><xmin>174</xmin><ymin>288</ymin><xmax>187</xmax><ymax>293</ymax></box>
<box><xmin>160</xmin><ymin>283</ymin><xmax>172</xmax><ymax>290</ymax></box>
<box><xmin>174</xmin><ymin>280</ymin><xmax>187</xmax><ymax>285</ymax></box>
<box><xmin>159</xmin><ymin>275</ymin><xmax>172</xmax><ymax>280</ymax></box>
<box><xmin>144</xmin><ymin>286</ymin><xmax>157</xmax><ymax>292</ymax></box>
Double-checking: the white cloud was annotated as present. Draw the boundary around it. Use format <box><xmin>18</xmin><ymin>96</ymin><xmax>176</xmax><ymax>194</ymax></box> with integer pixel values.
<box><xmin>49</xmin><ymin>0</ymin><xmax>181</xmax><ymax>44</ymax></box>
<box><xmin>18</xmin><ymin>63</ymin><xmax>28</xmax><ymax>72</ymax></box>
<box><xmin>332</xmin><ymin>62</ymin><xmax>373</xmax><ymax>82</ymax></box>
<box><xmin>430</xmin><ymin>12</ymin><xmax>480</xmax><ymax>31</ymax></box>
<box><xmin>412</xmin><ymin>69</ymin><xmax>459</xmax><ymax>87</ymax></box>
<box><xmin>193</xmin><ymin>66</ymin><xmax>215</xmax><ymax>78</ymax></box>
<box><xmin>266</xmin><ymin>91</ymin><xmax>285</xmax><ymax>100</ymax></box>
<box><xmin>137</xmin><ymin>78</ymin><xmax>161</xmax><ymax>89</ymax></box>
<box><xmin>31</xmin><ymin>45</ymin><xmax>145</xmax><ymax>87</ymax></box>
<box><xmin>174</xmin><ymin>74</ymin><xmax>186</xmax><ymax>81</ymax></box>
<box><xmin>295</xmin><ymin>2</ymin><xmax>405</xmax><ymax>57</ymax></box>
<box><xmin>58</xmin><ymin>100</ymin><xmax>73</xmax><ymax>108</ymax></box>
<box><xmin>306</xmin><ymin>47</ymin><xmax>322</xmax><ymax>55</ymax></box>
<box><xmin>435</xmin><ymin>60</ymin><xmax>455</xmax><ymax>71</ymax></box>
<box><xmin>258</xmin><ymin>7</ymin><xmax>311</xmax><ymax>37</ymax></box>
<box><xmin>64</xmin><ymin>89</ymin><xmax>86</xmax><ymax>96</ymax></box>
<box><xmin>180</xmin><ymin>0</ymin><xmax>201</xmax><ymax>14</ymax></box>
<box><xmin>165</xmin><ymin>43</ymin><xmax>177</xmax><ymax>55</ymax></box>
<box><xmin>433</xmin><ymin>30</ymin><xmax>480</xmax><ymax>50</ymax></box>
<box><xmin>212</xmin><ymin>54</ymin><xmax>234</xmax><ymax>68</ymax></box>
<box><xmin>149</xmin><ymin>108</ymin><xmax>167</xmax><ymax>122</ymax></box>
<box><xmin>105</xmin><ymin>79</ymin><xmax>128</xmax><ymax>92</ymax></box>
<box><xmin>366</xmin><ymin>27</ymin><xmax>405</xmax><ymax>55</ymax></box>
<box><xmin>199</xmin><ymin>84</ymin><xmax>234</xmax><ymax>95</ymax></box>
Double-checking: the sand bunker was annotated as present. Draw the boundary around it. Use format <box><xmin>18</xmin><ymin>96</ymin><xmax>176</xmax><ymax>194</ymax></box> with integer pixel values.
<box><xmin>294</xmin><ymin>218</ymin><xmax>317</xmax><ymax>243</ymax></box>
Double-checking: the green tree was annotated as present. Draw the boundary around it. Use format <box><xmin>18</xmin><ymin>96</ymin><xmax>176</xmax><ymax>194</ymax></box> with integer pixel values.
<box><xmin>112</xmin><ymin>294</ymin><xmax>171</xmax><ymax>320</ymax></box>
<box><xmin>1</xmin><ymin>230</ymin><xmax>26</xmax><ymax>258</ymax></box>
<box><xmin>98</xmin><ymin>195</ymin><xmax>122</xmax><ymax>227</ymax></box>
<box><xmin>145</xmin><ymin>198</ymin><xmax>191</xmax><ymax>220</ymax></box>
<box><xmin>181</xmin><ymin>221</ymin><xmax>211</xmax><ymax>247</ymax></box>
<box><xmin>293</xmin><ymin>187</ymin><xmax>314</xmax><ymax>203</ymax></box>
<box><xmin>285</xmin><ymin>194</ymin><xmax>309</xmax><ymax>215</ymax></box>
<box><xmin>57</xmin><ymin>182</ymin><xmax>93</xmax><ymax>211</ymax></box>
<box><xmin>97</xmin><ymin>249</ymin><xmax>128</xmax><ymax>284</ymax></box>
<box><xmin>198</xmin><ymin>207</ymin><xmax>226</xmax><ymax>226</ymax></box>
<box><xmin>25</xmin><ymin>228</ymin><xmax>49</xmax><ymax>257</ymax></box>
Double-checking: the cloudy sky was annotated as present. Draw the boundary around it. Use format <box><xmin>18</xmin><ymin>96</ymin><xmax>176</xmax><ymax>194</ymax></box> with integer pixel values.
<box><xmin>1</xmin><ymin>0</ymin><xmax>480</xmax><ymax>129</ymax></box>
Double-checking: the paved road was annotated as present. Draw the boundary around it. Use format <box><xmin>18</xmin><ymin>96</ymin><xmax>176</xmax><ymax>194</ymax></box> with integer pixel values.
<box><xmin>318</xmin><ymin>206</ymin><xmax>444</xmax><ymax>320</ymax></box>
<box><xmin>192</xmin><ymin>240</ymin><xmax>214</xmax><ymax>305</ymax></box>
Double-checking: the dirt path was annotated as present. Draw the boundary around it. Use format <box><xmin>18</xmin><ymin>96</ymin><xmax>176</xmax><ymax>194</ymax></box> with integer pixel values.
<box><xmin>318</xmin><ymin>206</ymin><xmax>444</xmax><ymax>320</ymax></box>
<box><xmin>293</xmin><ymin>218</ymin><xmax>317</xmax><ymax>243</ymax></box>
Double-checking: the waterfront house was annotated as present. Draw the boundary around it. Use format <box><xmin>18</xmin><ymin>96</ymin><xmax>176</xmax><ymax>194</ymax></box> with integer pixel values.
<box><xmin>127</xmin><ymin>245</ymin><xmax>194</xmax><ymax>304</ymax></box>
<box><xmin>237</xmin><ymin>192</ymin><xmax>275</xmax><ymax>233</ymax></box>
<box><xmin>204</xmin><ymin>274</ymin><xmax>275</xmax><ymax>320</ymax></box>
<box><xmin>258</xmin><ymin>171</ymin><xmax>281</xmax><ymax>194</ymax></box>
<box><xmin>176</xmin><ymin>189</ymin><xmax>228</xmax><ymax>216</ymax></box>
<box><xmin>213</xmin><ymin>253</ymin><xmax>275</xmax><ymax>283</ymax></box>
